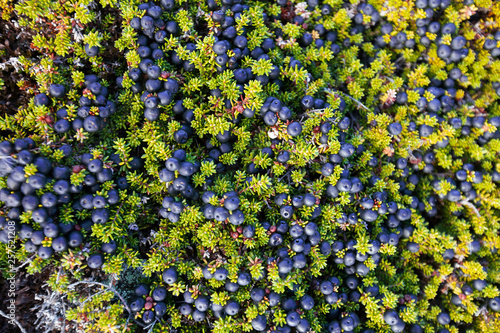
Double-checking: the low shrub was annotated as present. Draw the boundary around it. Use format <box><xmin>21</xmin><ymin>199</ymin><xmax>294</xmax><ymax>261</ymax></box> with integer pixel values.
<box><xmin>1</xmin><ymin>0</ymin><xmax>500</xmax><ymax>332</ymax></box>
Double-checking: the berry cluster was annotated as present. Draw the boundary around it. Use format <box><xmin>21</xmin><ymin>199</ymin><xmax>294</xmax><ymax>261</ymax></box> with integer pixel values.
<box><xmin>129</xmin><ymin>283</ymin><xmax>168</xmax><ymax>324</ymax></box>
<box><xmin>2</xmin><ymin>0</ymin><xmax>500</xmax><ymax>332</ymax></box>
<box><xmin>72</xmin><ymin>75</ymin><xmax>117</xmax><ymax>133</ymax></box>
<box><xmin>0</xmin><ymin>138</ymin><xmax>127</xmax><ymax>267</ymax></box>
<box><xmin>159</xmin><ymin>148</ymin><xmax>200</xmax><ymax>202</ymax></box>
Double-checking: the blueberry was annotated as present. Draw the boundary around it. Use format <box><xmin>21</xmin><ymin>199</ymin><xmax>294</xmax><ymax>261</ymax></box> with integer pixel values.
<box><xmin>437</xmin><ymin>312</ymin><xmax>451</xmax><ymax>325</ymax></box>
<box><xmin>130</xmin><ymin>16</ymin><xmax>141</xmax><ymax>30</ymax></box>
<box><xmin>251</xmin><ymin>315</ymin><xmax>267</xmax><ymax>331</ymax></box>
<box><xmin>214</xmin><ymin>207</ymin><xmax>229</xmax><ymax>222</ymax></box>
<box><xmin>153</xmin><ymin>301</ymin><xmax>167</xmax><ymax>317</ymax></box>
<box><xmin>214</xmin><ymin>267</ymin><xmax>228</xmax><ymax>281</ymax></box>
<box><xmin>142</xmin><ymin>310</ymin><xmax>155</xmax><ymax>324</ymax></box>
<box><xmin>87</xmin><ymin>253</ymin><xmax>104</xmax><ymax>269</ymax></box>
<box><xmin>33</xmin><ymin>93</ymin><xmax>51</xmax><ymax>108</ymax></box>
<box><xmin>269</xmin><ymin>233</ymin><xmax>283</xmax><ymax>247</ymax></box>
<box><xmin>213</xmin><ymin>41</ymin><xmax>228</xmax><ymax>55</ymax></box>
<box><xmin>287</xmin><ymin>122</ymin><xmax>302</xmax><ymax>137</ymax></box>
<box><xmin>280</xmin><ymin>205</ymin><xmax>294</xmax><ymax>219</ymax></box>
<box><xmin>441</xmin><ymin>23</ymin><xmax>456</xmax><ymax>35</ymax></box>
<box><xmin>224</xmin><ymin>300</ymin><xmax>240</xmax><ymax>316</ymax></box>
<box><xmin>173</xmin><ymin>129</ymin><xmax>189</xmax><ymax>143</ymax></box>
<box><xmin>146</xmin><ymin>5</ymin><xmax>162</xmax><ymax>19</ymax></box>
<box><xmin>299</xmin><ymin>294</ymin><xmax>314</xmax><ymax>310</ymax></box>
<box><xmin>179</xmin><ymin>303</ymin><xmax>192</xmax><ymax>316</ymax></box>
<box><xmin>21</xmin><ymin>195</ymin><xmax>39</xmax><ymax>211</ymax></box>
<box><xmin>336</xmin><ymin>178</ymin><xmax>352</xmax><ymax>192</ymax></box>
<box><xmin>228</xmin><ymin>210</ymin><xmax>244</xmax><ymax>225</ymax></box>
<box><xmin>48</xmin><ymin>84</ymin><xmax>66</xmax><ymax>98</ymax></box>
<box><xmin>289</xmin><ymin>224</ymin><xmax>304</xmax><ymax>238</ymax></box>
<box><xmin>237</xmin><ymin>272</ymin><xmax>251</xmax><ymax>286</ymax></box>
<box><xmin>327</xmin><ymin>321</ymin><xmax>341</xmax><ymax>333</ymax></box>
<box><xmin>286</xmin><ymin>311</ymin><xmax>300</xmax><ymax>327</ymax></box>
<box><xmin>30</xmin><ymin>230</ymin><xmax>44</xmax><ymax>245</ymax></box>
<box><xmin>179</xmin><ymin>292</ymin><xmax>194</xmax><ymax>306</ymax></box>
<box><xmin>250</xmin><ymin>288</ymin><xmax>265</xmax><ymax>303</ymax></box>
<box><xmin>84</xmin><ymin>44</ymin><xmax>99</xmax><ymax>57</ymax></box>
<box><xmin>340</xmin><ymin>316</ymin><xmax>356</xmax><ymax>332</ymax></box>
<box><xmin>194</xmin><ymin>296</ymin><xmax>209</xmax><ymax>312</ymax></box>
<box><xmin>24</xmin><ymin>240</ymin><xmax>38</xmax><ymax>253</ymax></box>
<box><xmin>388</xmin><ymin>122</ymin><xmax>402</xmax><ymax>135</ymax></box>
<box><xmin>19</xmin><ymin>224</ymin><xmax>33</xmax><ymax>240</ymax></box>
<box><xmin>83</xmin><ymin>116</ymin><xmax>103</xmax><ymax>133</ymax></box>
<box><xmin>269</xmin><ymin>292</ymin><xmax>280</xmax><ymax>307</ymax></box>
<box><xmin>484</xmin><ymin>39</ymin><xmax>496</xmax><ymax>50</ymax></box>
<box><xmin>52</xmin><ymin>236</ymin><xmax>68</xmax><ymax>252</ymax></box>
<box><xmin>224</xmin><ymin>195</ymin><xmax>240</xmax><ymax>211</ymax></box>
<box><xmin>264</xmin><ymin>111</ymin><xmax>278</xmax><ymax>126</ymax></box>
<box><xmin>278</xmin><ymin>257</ymin><xmax>293</xmax><ymax>274</ymax></box>
<box><xmin>163</xmin><ymin>267</ymin><xmax>178</xmax><ymax>284</ymax></box>
<box><xmin>300</xmin><ymin>95</ymin><xmax>314</xmax><ymax>110</ymax></box>
<box><xmin>38</xmin><ymin>246</ymin><xmax>54</xmax><ymax>260</ymax></box>
<box><xmin>87</xmin><ymin>159</ymin><xmax>103</xmax><ymax>174</ymax></box>
<box><xmin>145</xmin><ymin>79</ymin><xmax>162</xmax><ymax>92</ymax></box>
<box><xmin>339</xmin><ymin>143</ymin><xmax>355</xmax><ymax>159</ymax></box>
<box><xmin>488</xmin><ymin>297</ymin><xmax>500</xmax><ymax>312</ymax></box>
<box><xmin>406</xmin><ymin>241</ymin><xmax>420</xmax><ymax>253</ymax></box>
<box><xmin>446</xmin><ymin>189</ymin><xmax>461</xmax><ymax>202</ymax></box>
<box><xmin>383</xmin><ymin>310</ymin><xmax>399</xmax><ymax>326</ymax></box>
<box><xmin>419</xmin><ymin>124</ymin><xmax>434</xmax><ymax>137</ymax></box>
<box><xmin>68</xmin><ymin>231</ymin><xmax>83</xmax><ymax>247</ymax></box>
<box><xmin>92</xmin><ymin>208</ymin><xmax>109</xmax><ymax>224</ymax></box>
<box><xmin>43</xmin><ymin>223</ymin><xmax>59</xmax><ymax>238</ymax></box>
<box><xmin>473</xmin><ymin>279</ymin><xmax>487</xmax><ymax>291</ymax></box>
<box><xmin>101</xmin><ymin>240</ymin><xmax>117</xmax><ymax>254</ymax></box>
<box><xmin>291</xmin><ymin>195</ymin><xmax>304</xmax><ymax>208</ymax></box>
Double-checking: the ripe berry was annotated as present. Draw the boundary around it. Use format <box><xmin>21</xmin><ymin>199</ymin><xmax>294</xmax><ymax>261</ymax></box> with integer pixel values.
<box><xmin>488</xmin><ymin>297</ymin><xmax>500</xmax><ymax>312</ymax></box>
<box><xmin>52</xmin><ymin>236</ymin><xmax>68</xmax><ymax>252</ymax></box>
<box><xmin>101</xmin><ymin>240</ymin><xmax>117</xmax><ymax>254</ymax></box>
<box><xmin>214</xmin><ymin>267</ymin><xmax>228</xmax><ymax>281</ymax></box>
<box><xmin>142</xmin><ymin>310</ymin><xmax>155</xmax><ymax>324</ymax></box>
<box><xmin>48</xmin><ymin>84</ymin><xmax>66</xmax><ymax>98</ymax></box>
<box><xmin>388</xmin><ymin>122</ymin><xmax>402</xmax><ymax>135</ymax></box>
<box><xmin>38</xmin><ymin>246</ymin><xmax>54</xmax><ymax>259</ymax></box>
<box><xmin>299</xmin><ymin>294</ymin><xmax>314</xmax><ymax>310</ymax></box>
<box><xmin>179</xmin><ymin>303</ymin><xmax>192</xmax><ymax>315</ymax></box>
<box><xmin>287</xmin><ymin>122</ymin><xmax>302</xmax><ymax>137</ymax></box>
<box><xmin>251</xmin><ymin>314</ymin><xmax>267</xmax><ymax>331</ymax></box>
<box><xmin>287</xmin><ymin>311</ymin><xmax>300</xmax><ymax>327</ymax></box>
<box><xmin>437</xmin><ymin>312</ymin><xmax>451</xmax><ymax>325</ymax></box>
<box><xmin>84</xmin><ymin>44</ymin><xmax>99</xmax><ymax>57</ymax></box>
<box><xmin>163</xmin><ymin>267</ymin><xmax>178</xmax><ymax>284</ymax></box>
<box><xmin>87</xmin><ymin>253</ymin><xmax>104</xmax><ymax>269</ymax></box>
<box><xmin>383</xmin><ymin>310</ymin><xmax>399</xmax><ymax>326</ymax></box>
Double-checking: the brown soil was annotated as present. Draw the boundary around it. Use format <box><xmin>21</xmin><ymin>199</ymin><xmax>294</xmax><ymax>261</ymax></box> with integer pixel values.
<box><xmin>0</xmin><ymin>267</ymin><xmax>52</xmax><ymax>333</ymax></box>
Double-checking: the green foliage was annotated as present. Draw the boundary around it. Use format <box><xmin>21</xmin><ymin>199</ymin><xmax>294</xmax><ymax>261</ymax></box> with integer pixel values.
<box><xmin>1</xmin><ymin>0</ymin><xmax>500</xmax><ymax>332</ymax></box>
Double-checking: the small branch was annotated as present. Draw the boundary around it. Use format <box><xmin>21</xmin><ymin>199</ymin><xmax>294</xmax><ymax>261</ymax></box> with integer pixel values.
<box><xmin>60</xmin><ymin>302</ymin><xmax>66</xmax><ymax>333</ymax></box>
<box><xmin>431</xmin><ymin>172</ymin><xmax>454</xmax><ymax>178</ymax></box>
<box><xmin>324</xmin><ymin>88</ymin><xmax>371</xmax><ymax>112</ymax></box>
<box><xmin>18</xmin><ymin>255</ymin><xmax>36</xmax><ymax>269</ymax></box>
<box><xmin>459</xmin><ymin>199</ymin><xmax>481</xmax><ymax>217</ymax></box>
<box><xmin>341</xmin><ymin>93</ymin><xmax>371</xmax><ymax>111</ymax></box>
<box><xmin>67</xmin><ymin>280</ymin><xmax>146</xmax><ymax>328</ymax></box>
<box><xmin>264</xmin><ymin>200</ymin><xmax>272</xmax><ymax>210</ymax></box>
<box><xmin>304</xmin><ymin>107</ymin><xmax>327</xmax><ymax>115</ymax></box>
<box><xmin>278</xmin><ymin>169</ymin><xmax>291</xmax><ymax>182</ymax></box>
<box><xmin>68</xmin><ymin>281</ymin><xmax>131</xmax><ymax>315</ymax></box>
<box><xmin>146</xmin><ymin>318</ymin><xmax>159</xmax><ymax>333</ymax></box>
<box><xmin>110</xmin><ymin>200</ymin><xmax>125</xmax><ymax>225</ymax></box>
<box><xmin>0</xmin><ymin>309</ymin><xmax>27</xmax><ymax>333</ymax></box>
